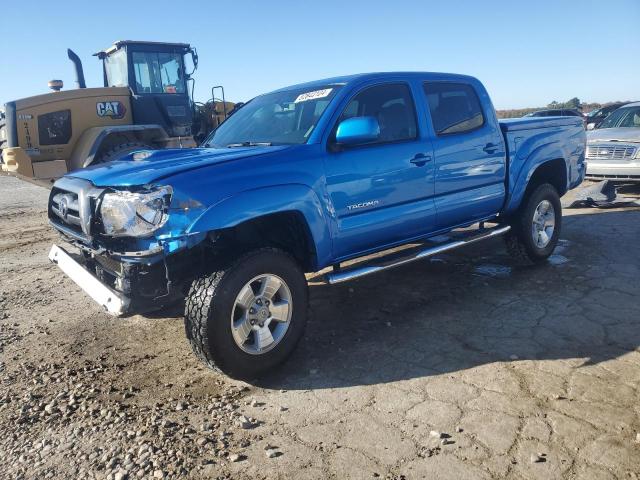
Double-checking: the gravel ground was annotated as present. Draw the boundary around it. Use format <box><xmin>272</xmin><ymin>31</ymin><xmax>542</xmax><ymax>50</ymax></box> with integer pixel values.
<box><xmin>0</xmin><ymin>174</ymin><xmax>639</xmax><ymax>479</ymax></box>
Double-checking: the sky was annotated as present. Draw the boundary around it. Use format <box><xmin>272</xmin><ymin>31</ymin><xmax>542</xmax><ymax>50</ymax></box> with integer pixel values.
<box><xmin>1</xmin><ymin>0</ymin><xmax>639</xmax><ymax>110</ymax></box>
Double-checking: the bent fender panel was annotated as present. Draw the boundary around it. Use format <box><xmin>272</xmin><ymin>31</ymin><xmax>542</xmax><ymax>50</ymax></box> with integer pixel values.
<box><xmin>187</xmin><ymin>184</ymin><xmax>332</xmax><ymax>270</ymax></box>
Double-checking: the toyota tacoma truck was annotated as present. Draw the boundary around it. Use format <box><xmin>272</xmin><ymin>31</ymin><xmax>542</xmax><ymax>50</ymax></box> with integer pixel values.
<box><xmin>47</xmin><ymin>72</ymin><xmax>586</xmax><ymax>378</ymax></box>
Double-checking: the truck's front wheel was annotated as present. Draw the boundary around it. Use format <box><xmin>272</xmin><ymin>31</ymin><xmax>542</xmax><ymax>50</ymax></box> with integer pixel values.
<box><xmin>184</xmin><ymin>248</ymin><xmax>308</xmax><ymax>378</ymax></box>
<box><xmin>505</xmin><ymin>183</ymin><xmax>562</xmax><ymax>263</ymax></box>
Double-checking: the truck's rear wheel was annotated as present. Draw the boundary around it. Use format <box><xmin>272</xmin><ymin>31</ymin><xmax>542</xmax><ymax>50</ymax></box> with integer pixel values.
<box><xmin>184</xmin><ymin>248</ymin><xmax>308</xmax><ymax>378</ymax></box>
<box><xmin>96</xmin><ymin>141</ymin><xmax>154</xmax><ymax>164</ymax></box>
<box><xmin>504</xmin><ymin>183</ymin><xmax>561</xmax><ymax>263</ymax></box>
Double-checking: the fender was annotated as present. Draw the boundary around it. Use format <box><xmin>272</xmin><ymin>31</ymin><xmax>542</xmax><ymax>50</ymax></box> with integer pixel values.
<box><xmin>505</xmin><ymin>138</ymin><xmax>569</xmax><ymax>214</ymax></box>
<box><xmin>187</xmin><ymin>184</ymin><xmax>333</xmax><ymax>270</ymax></box>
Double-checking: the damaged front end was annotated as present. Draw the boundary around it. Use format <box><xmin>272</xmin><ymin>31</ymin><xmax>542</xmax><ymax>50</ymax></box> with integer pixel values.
<box><xmin>47</xmin><ymin>177</ymin><xmax>208</xmax><ymax>316</ymax></box>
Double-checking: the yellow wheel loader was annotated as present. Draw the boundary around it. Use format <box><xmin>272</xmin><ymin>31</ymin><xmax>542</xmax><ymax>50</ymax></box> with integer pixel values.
<box><xmin>0</xmin><ymin>40</ymin><xmax>233</xmax><ymax>183</ymax></box>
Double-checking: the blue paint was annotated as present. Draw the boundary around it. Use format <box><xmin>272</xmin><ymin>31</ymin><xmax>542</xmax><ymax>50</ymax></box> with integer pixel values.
<box><xmin>62</xmin><ymin>72</ymin><xmax>586</xmax><ymax>272</ymax></box>
<box><xmin>335</xmin><ymin>117</ymin><xmax>381</xmax><ymax>145</ymax></box>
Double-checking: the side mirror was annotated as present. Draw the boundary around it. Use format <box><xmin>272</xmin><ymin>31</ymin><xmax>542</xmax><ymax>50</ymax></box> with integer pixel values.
<box><xmin>335</xmin><ymin>116</ymin><xmax>380</xmax><ymax>146</ymax></box>
<box><xmin>586</xmin><ymin>123</ymin><xmax>595</xmax><ymax>130</ymax></box>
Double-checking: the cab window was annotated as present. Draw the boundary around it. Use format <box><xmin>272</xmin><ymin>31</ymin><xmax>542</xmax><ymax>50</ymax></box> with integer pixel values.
<box><xmin>132</xmin><ymin>52</ymin><xmax>186</xmax><ymax>94</ymax></box>
<box><xmin>337</xmin><ymin>83</ymin><xmax>418</xmax><ymax>144</ymax></box>
<box><xmin>104</xmin><ymin>49</ymin><xmax>128</xmax><ymax>87</ymax></box>
<box><xmin>424</xmin><ymin>82</ymin><xmax>485</xmax><ymax>135</ymax></box>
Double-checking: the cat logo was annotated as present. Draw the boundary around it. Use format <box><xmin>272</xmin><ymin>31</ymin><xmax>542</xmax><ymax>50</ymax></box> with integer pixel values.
<box><xmin>96</xmin><ymin>101</ymin><xmax>126</xmax><ymax>120</ymax></box>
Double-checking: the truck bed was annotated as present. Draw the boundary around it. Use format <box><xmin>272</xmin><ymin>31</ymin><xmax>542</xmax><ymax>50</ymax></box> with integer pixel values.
<box><xmin>499</xmin><ymin>116</ymin><xmax>586</xmax><ymax>213</ymax></box>
<box><xmin>499</xmin><ymin>116</ymin><xmax>583</xmax><ymax>132</ymax></box>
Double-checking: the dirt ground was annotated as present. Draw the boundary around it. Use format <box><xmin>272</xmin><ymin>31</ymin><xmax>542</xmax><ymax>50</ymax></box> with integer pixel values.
<box><xmin>1</xmin><ymin>174</ymin><xmax>639</xmax><ymax>480</ymax></box>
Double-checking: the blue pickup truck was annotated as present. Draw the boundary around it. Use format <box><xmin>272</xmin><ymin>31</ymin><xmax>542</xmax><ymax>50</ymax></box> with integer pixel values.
<box><xmin>47</xmin><ymin>72</ymin><xmax>586</xmax><ymax>377</ymax></box>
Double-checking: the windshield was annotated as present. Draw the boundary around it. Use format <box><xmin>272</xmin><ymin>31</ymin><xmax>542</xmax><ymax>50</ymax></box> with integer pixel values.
<box><xmin>204</xmin><ymin>86</ymin><xmax>342</xmax><ymax>147</ymax></box>
<box><xmin>598</xmin><ymin>106</ymin><xmax>640</xmax><ymax>129</ymax></box>
<box><xmin>132</xmin><ymin>51</ymin><xmax>186</xmax><ymax>94</ymax></box>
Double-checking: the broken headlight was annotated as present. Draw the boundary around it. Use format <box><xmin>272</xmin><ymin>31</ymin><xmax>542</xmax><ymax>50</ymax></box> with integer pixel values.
<box><xmin>100</xmin><ymin>186</ymin><xmax>172</xmax><ymax>237</ymax></box>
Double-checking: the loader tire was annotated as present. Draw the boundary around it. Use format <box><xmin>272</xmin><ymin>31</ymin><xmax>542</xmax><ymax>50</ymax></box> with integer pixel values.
<box><xmin>96</xmin><ymin>141</ymin><xmax>154</xmax><ymax>164</ymax></box>
<box><xmin>0</xmin><ymin>118</ymin><xmax>7</xmax><ymax>157</ymax></box>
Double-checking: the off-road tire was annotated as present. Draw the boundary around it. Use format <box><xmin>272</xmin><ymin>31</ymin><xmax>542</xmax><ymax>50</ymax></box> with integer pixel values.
<box><xmin>184</xmin><ymin>248</ymin><xmax>308</xmax><ymax>379</ymax></box>
<box><xmin>504</xmin><ymin>183</ymin><xmax>562</xmax><ymax>263</ymax></box>
<box><xmin>96</xmin><ymin>141</ymin><xmax>154</xmax><ymax>164</ymax></box>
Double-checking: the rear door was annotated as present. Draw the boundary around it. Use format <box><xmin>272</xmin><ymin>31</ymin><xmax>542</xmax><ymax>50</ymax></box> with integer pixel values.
<box><xmin>422</xmin><ymin>81</ymin><xmax>506</xmax><ymax>229</ymax></box>
<box><xmin>323</xmin><ymin>82</ymin><xmax>436</xmax><ymax>259</ymax></box>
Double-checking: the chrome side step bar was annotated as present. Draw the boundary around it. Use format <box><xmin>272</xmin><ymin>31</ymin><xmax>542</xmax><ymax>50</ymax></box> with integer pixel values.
<box><xmin>326</xmin><ymin>225</ymin><xmax>511</xmax><ymax>284</ymax></box>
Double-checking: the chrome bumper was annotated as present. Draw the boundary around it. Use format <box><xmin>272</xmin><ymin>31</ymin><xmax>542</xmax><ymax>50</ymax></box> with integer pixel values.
<box><xmin>48</xmin><ymin>244</ymin><xmax>130</xmax><ymax>316</ymax></box>
<box><xmin>585</xmin><ymin>160</ymin><xmax>640</xmax><ymax>178</ymax></box>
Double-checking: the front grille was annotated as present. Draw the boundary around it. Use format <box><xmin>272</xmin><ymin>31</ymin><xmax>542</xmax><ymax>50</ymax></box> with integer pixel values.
<box><xmin>93</xmin><ymin>254</ymin><xmax>124</xmax><ymax>275</ymax></box>
<box><xmin>48</xmin><ymin>177</ymin><xmax>103</xmax><ymax>242</ymax></box>
<box><xmin>51</xmin><ymin>191</ymin><xmax>82</xmax><ymax>229</ymax></box>
<box><xmin>586</xmin><ymin>144</ymin><xmax>636</xmax><ymax>160</ymax></box>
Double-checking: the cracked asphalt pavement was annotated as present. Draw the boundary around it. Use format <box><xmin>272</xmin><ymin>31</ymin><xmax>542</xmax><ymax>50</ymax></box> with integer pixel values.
<box><xmin>0</xmin><ymin>175</ymin><xmax>639</xmax><ymax>479</ymax></box>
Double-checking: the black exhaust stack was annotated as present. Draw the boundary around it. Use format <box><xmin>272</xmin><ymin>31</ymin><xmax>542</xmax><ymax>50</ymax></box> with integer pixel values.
<box><xmin>67</xmin><ymin>49</ymin><xmax>86</xmax><ymax>89</ymax></box>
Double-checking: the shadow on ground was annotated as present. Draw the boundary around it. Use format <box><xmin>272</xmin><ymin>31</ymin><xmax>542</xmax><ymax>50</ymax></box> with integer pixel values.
<box><xmin>252</xmin><ymin>208</ymin><xmax>640</xmax><ymax>390</ymax></box>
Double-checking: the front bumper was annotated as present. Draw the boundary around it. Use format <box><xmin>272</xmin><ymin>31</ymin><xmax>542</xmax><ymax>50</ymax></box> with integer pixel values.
<box><xmin>48</xmin><ymin>241</ymin><xmax>202</xmax><ymax>316</ymax></box>
<box><xmin>49</xmin><ymin>244</ymin><xmax>130</xmax><ymax>316</ymax></box>
<box><xmin>585</xmin><ymin>160</ymin><xmax>640</xmax><ymax>182</ymax></box>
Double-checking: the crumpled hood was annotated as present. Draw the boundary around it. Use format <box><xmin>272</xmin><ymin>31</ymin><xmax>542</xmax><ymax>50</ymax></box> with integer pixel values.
<box><xmin>587</xmin><ymin>128</ymin><xmax>640</xmax><ymax>144</ymax></box>
<box><xmin>68</xmin><ymin>146</ymin><xmax>292</xmax><ymax>187</ymax></box>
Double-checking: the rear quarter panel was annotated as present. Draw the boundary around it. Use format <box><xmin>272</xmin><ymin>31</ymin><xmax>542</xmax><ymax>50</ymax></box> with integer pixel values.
<box><xmin>500</xmin><ymin>117</ymin><xmax>585</xmax><ymax>213</ymax></box>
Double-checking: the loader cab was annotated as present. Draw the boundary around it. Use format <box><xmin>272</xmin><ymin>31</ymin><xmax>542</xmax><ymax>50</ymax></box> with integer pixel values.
<box><xmin>96</xmin><ymin>41</ymin><xmax>196</xmax><ymax>138</ymax></box>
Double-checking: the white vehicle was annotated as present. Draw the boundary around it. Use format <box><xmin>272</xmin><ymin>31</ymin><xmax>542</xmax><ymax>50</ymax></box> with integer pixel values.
<box><xmin>586</xmin><ymin>102</ymin><xmax>640</xmax><ymax>182</ymax></box>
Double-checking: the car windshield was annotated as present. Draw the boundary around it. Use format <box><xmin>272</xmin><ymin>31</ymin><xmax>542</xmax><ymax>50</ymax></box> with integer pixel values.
<box><xmin>597</xmin><ymin>106</ymin><xmax>640</xmax><ymax>129</ymax></box>
<box><xmin>204</xmin><ymin>85</ymin><xmax>342</xmax><ymax>147</ymax></box>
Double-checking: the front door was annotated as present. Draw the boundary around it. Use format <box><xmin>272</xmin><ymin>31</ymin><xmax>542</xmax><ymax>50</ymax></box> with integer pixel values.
<box><xmin>324</xmin><ymin>82</ymin><xmax>436</xmax><ymax>260</ymax></box>
<box><xmin>129</xmin><ymin>49</ymin><xmax>193</xmax><ymax>137</ymax></box>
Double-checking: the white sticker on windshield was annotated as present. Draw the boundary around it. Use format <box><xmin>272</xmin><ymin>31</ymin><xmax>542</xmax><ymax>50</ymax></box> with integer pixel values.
<box><xmin>294</xmin><ymin>88</ymin><xmax>333</xmax><ymax>103</ymax></box>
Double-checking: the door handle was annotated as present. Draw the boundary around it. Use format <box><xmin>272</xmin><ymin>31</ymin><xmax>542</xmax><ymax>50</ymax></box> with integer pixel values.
<box><xmin>483</xmin><ymin>143</ymin><xmax>498</xmax><ymax>154</ymax></box>
<box><xmin>410</xmin><ymin>153</ymin><xmax>432</xmax><ymax>166</ymax></box>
